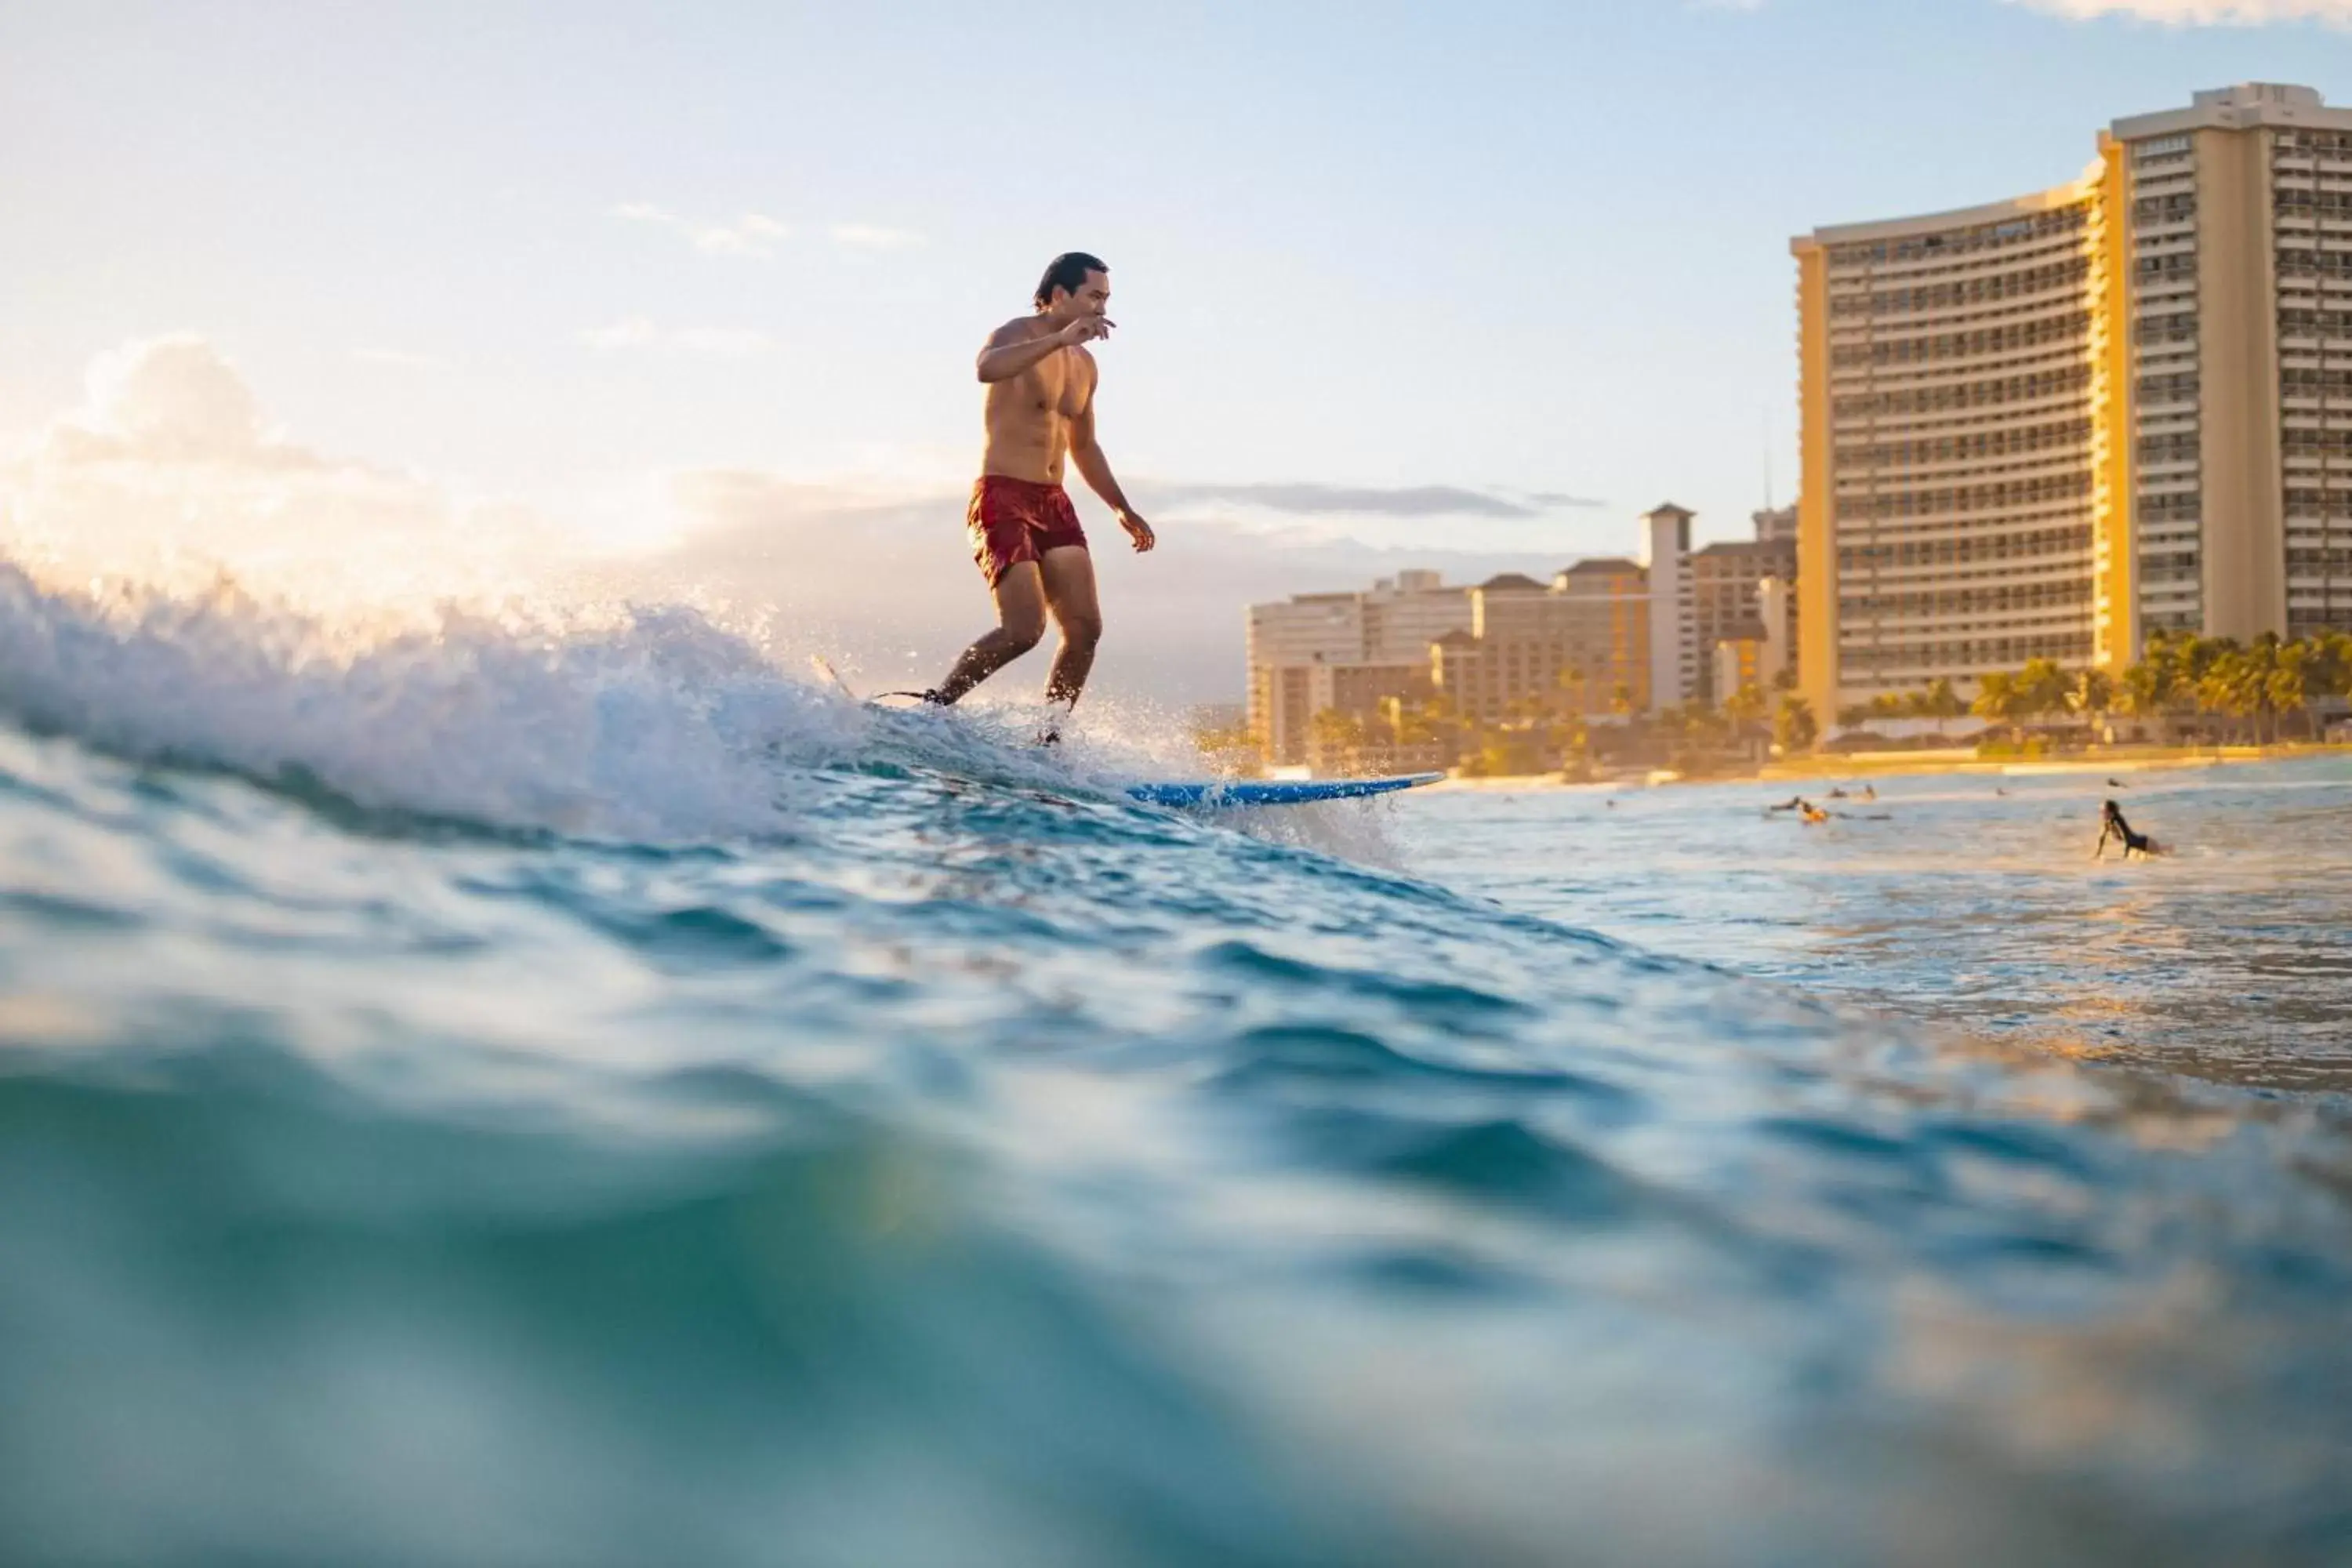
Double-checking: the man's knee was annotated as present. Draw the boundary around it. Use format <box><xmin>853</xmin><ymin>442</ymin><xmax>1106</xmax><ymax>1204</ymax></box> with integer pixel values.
<box><xmin>998</xmin><ymin>608</ymin><xmax>1047</xmax><ymax>652</ymax></box>
<box><xmin>1058</xmin><ymin>610</ymin><xmax>1103</xmax><ymax>652</ymax></box>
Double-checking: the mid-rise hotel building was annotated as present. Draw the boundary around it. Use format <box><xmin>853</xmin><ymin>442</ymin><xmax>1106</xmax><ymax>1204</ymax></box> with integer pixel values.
<box><xmin>1795</xmin><ymin>83</ymin><xmax>2352</xmax><ymax>721</ymax></box>
<box><xmin>1246</xmin><ymin>570</ymin><xmax>1471</xmax><ymax>766</ymax></box>
<box><xmin>1246</xmin><ymin>507</ymin><xmax>1795</xmax><ymax>766</ymax></box>
<box><xmin>1428</xmin><ymin>560</ymin><xmax>1653</xmax><ymax>725</ymax></box>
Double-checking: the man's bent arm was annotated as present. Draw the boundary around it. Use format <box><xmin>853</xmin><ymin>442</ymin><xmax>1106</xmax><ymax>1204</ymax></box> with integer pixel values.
<box><xmin>977</xmin><ymin>325</ymin><xmax>1070</xmax><ymax>383</ymax></box>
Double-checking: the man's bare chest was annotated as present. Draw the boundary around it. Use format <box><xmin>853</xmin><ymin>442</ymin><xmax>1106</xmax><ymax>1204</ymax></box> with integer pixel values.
<box><xmin>1014</xmin><ymin>349</ymin><xmax>1091</xmax><ymax>420</ymax></box>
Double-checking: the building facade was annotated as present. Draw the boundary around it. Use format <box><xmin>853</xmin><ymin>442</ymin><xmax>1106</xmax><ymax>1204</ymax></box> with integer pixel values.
<box><xmin>1429</xmin><ymin>566</ymin><xmax>1653</xmax><ymax>724</ymax></box>
<box><xmin>1245</xmin><ymin>572</ymin><xmax>1470</xmax><ymax>766</ymax></box>
<box><xmin>1795</xmin><ymin>83</ymin><xmax>2352</xmax><ymax>723</ymax></box>
<box><xmin>2114</xmin><ymin>85</ymin><xmax>2352</xmax><ymax>644</ymax></box>
<box><xmin>1690</xmin><ymin>540</ymin><xmax>1795</xmax><ymax>702</ymax></box>
<box><xmin>1641</xmin><ymin>505</ymin><xmax>1697</xmax><ymax>713</ymax></box>
<box><xmin>1246</xmin><ymin>508</ymin><xmax>1792</xmax><ymax>770</ymax></box>
<box><xmin>1794</xmin><ymin>158</ymin><xmax>2123</xmax><ymax>722</ymax></box>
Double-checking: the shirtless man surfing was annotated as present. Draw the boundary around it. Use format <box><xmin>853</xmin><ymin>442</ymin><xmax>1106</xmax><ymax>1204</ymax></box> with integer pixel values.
<box><xmin>920</xmin><ymin>252</ymin><xmax>1154</xmax><ymax>726</ymax></box>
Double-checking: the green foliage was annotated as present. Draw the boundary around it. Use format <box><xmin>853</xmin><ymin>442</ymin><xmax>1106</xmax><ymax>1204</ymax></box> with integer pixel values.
<box><xmin>1773</xmin><ymin>694</ymin><xmax>1818</xmax><ymax>753</ymax></box>
<box><xmin>1864</xmin><ymin>631</ymin><xmax>2352</xmax><ymax>749</ymax></box>
<box><xmin>1721</xmin><ymin>681</ymin><xmax>1769</xmax><ymax>731</ymax></box>
<box><xmin>1272</xmin><ymin>630</ymin><xmax>2352</xmax><ymax>777</ymax></box>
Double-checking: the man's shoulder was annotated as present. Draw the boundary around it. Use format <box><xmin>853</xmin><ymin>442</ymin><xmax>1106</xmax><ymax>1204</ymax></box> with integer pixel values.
<box><xmin>987</xmin><ymin>314</ymin><xmax>1051</xmax><ymax>345</ymax></box>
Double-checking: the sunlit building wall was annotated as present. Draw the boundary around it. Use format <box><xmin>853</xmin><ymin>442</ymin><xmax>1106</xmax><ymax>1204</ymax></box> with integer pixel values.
<box><xmin>1795</xmin><ymin>163</ymin><xmax>2121</xmax><ymax>722</ymax></box>
<box><xmin>1798</xmin><ymin>83</ymin><xmax>2352</xmax><ymax>721</ymax></box>
<box><xmin>1690</xmin><ymin>534</ymin><xmax>1796</xmax><ymax>702</ymax></box>
<box><xmin>1639</xmin><ymin>505</ymin><xmax>1697</xmax><ymax>713</ymax></box>
<box><xmin>2111</xmin><ymin>85</ymin><xmax>2352</xmax><ymax>643</ymax></box>
<box><xmin>1432</xmin><ymin>566</ymin><xmax>1653</xmax><ymax>724</ymax></box>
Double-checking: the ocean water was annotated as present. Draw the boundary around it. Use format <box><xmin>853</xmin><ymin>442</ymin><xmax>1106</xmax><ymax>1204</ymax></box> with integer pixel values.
<box><xmin>1404</xmin><ymin>758</ymin><xmax>2352</xmax><ymax>1096</ymax></box>
<box><xmin>2</xmin><ymin>570</ymin><xmax>2351</xmax><ymax>1567</ymax></box>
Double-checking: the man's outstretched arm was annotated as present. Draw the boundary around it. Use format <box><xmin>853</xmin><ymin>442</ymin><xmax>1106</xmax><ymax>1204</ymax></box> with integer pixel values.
<box><xmin>1069</xmin><ymin>398</ymin><xmax>1154</xmax><ymax>552</ymax></box>
<box><xmin>977</xmin><ymin>317</ymin><xmax>1109</xmax><ymax>383</ymax></box>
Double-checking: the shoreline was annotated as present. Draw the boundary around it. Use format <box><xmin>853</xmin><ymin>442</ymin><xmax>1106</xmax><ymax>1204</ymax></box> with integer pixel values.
<box><xmin>1416</xmin><ymin>742</ymin><xmax>2352</xmax><ymax>793</ymax></box>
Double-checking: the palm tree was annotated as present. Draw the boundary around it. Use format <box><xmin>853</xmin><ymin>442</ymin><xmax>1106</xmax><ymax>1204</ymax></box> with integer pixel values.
<box><xmin>1773</xmin><ymin>694</ymin><xmax>1817</xmax><ymax>753</ymax></box>
<box><xmin>1557</xmin><ymin>662</ymin><xmax>1590</xmax><ymax>719</ymax></box>
<box><xmin>2268</xmin><ymin>640</ymin><xmax>2313</xmax><ymax>741</ymax></box>
<box><xmin>2115</xmin><ymin>658</ymin><xmax>2162</xmax><ymax>734</ymax></box>
<box><xmin>1972</xmin><ymin>671</ymin><xmax>2021</xmax><ymax>737</ymax></box>
<box><xmin>1722</xmin><ymin>681</ymin><xmax>1768</xmax><ymax>738</ymax></box>
<box><xmin>2196</xmin><ymin>649</ymin><xmax>2256</xmax><ymax>743</ymax></box>
<box><xmin>2320</xmin><ymin>632</ymin><xmax>2352</xmax><ymax>704</ymax></box>
<box><xmin>2014</xmin><ymin>658</ymin><xmax>2072</xmax><ymax>724</ymax></box>
<box><xmin>2071</xmin><ymin>667</ymin><xmax>2114</xmax><ymax>726</ymax></box>
<box><xmin>1918</xmin><ymin>677</ymin><xmax>1966</xmax><ymax>735</ymax></box>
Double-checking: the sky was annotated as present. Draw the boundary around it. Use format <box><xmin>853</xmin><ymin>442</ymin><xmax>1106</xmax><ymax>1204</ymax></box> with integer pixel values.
<box><xmin>5</xmin><ymin>0</ymin><xmax>2352</xmax><ymax>702</ymax></box>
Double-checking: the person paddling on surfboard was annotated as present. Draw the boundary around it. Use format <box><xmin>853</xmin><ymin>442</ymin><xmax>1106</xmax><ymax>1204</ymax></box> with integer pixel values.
<box><xmin>2094</xmin><ymin>798</ymin><xmax>2165</xmax><ymax>861</ymax></box>
<box><xmin>906</xmin><ymin>252</ymin><xmax>1155</xmax><ymax>739</ymax></box>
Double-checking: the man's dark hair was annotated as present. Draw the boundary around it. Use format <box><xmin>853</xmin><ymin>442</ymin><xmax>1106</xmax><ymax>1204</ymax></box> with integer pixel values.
<box><xmin>1034</xmin><ymin>252</ymin><xmax>1109</xmax><ymax>308</ymax></box>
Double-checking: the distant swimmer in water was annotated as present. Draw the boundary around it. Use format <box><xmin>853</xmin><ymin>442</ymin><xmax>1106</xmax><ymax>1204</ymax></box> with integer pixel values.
<box><xmin>1826</xmin><ymin>787</ymin><xmax>1849</xmax><ymax>800</ymax></box>
<box><xmin>2107</xmin><ymin>777</ymin><xmax>2128</xmax><ymax>788</ymax></box>
<box><xmin>2094</xmin><ymin>798</ymin><xmax>2165</xmax><ymax>861</ymax></box>
<box><xmin>1800</xmin><ymin>801</ymin><xmax>1831</xmax><ymax>825</ymax></box>
<box><xmin>1768</xmin><ymin>796</ymin><xmax>1806</xmax><ymax>813</ymax></box>
<box><xmin>1860</xmin><ymin>785</ymin><xmax>1878</xmax><ymax>801</ymax></box>
<box><xmin>1995</xmin><ymin>787</ymin><xmax>2010</xmax><ymax>797</ymax></box>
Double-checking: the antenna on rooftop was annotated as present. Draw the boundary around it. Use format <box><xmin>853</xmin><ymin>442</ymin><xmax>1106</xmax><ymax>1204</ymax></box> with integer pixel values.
<box><xmin>1762</xmin><ymin>405</ymin><xmax>1776</xmax><ymax>512</ymax></box>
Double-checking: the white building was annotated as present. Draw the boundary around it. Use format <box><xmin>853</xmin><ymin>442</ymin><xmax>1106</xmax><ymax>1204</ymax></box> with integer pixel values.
<box><xmin>1640</xmin><ymin>503</ymin><xmax>1697</xmax><ymax>713</ymax></box>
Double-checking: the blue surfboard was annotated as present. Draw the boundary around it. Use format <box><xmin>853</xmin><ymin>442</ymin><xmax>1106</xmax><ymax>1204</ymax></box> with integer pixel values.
<box><xmin>809</xmin><ymin>661</ymin><xmax>1439</xmax><ymax>809</ymax></box>
<box><xmin>1125</xmin><ymin>774</ymin><xmax>1444</xmax><ymax>808</ymax></box>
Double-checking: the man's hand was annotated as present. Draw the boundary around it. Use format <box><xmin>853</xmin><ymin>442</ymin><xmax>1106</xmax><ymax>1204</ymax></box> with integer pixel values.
<box><xmin>1057</xmin><ymin>315</ymin><xmax>1115</xmax><ymax>347</ymax></box>
<box><xmin>1118</xmin><ymin>510</ymin><xmax>1156</xmax><ymax>553</ymax></box>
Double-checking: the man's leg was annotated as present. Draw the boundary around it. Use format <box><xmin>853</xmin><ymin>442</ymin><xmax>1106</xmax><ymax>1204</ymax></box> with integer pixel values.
<box><xmin>935</xmin><ymin>563</ymin><xmax>1047</xmax><ymax>705</ymax></box>
<box><xmin>1038</xmin><ymin>546</ymin><xmax>1104</xmax><ymax>708</ymax></box>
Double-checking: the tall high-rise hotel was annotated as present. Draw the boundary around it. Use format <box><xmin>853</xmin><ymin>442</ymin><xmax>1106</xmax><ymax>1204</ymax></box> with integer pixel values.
<box><xmin>1795</xmin><ymin>84</ymin><xmax>2352</xmax><ymax>720</ymax></box>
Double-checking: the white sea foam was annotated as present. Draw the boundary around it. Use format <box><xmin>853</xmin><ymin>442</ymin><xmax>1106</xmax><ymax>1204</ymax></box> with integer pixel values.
<box><xmin>0</xmin><ymin>559</ymin><xmax>1251</xmax><ymax>843</ymax></box>
<box><xmin>0</xmin><ymin>563</ymin><xmax>873</xmax><ymax>838</ymax></box>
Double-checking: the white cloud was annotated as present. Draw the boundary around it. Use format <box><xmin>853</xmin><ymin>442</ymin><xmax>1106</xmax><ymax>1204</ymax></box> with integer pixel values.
<box><xmin>609</xmin><ymin>202</ymin><xmax>792</xmax><ymax>258</ymax></box>
<box><xmin>352</xmin><ymin>348</ymin><xmax>445</xmax><ymax>369</ymax></box>
<box><xmin>2008</xmin><ymin>0</ymin><xmax>2352</xmax><ymax>21</ymax></box>
<box><xmin>579</xmin><ymin>318</ymin><xmax>773</xmax><ymax>357</ymax></box>
<box><xmin>827</xmin><ymin>223</ymin><xmax>925</xmax><ymax>250</ymax></box>
<box><xmin>0</xmin><ymin>336</ymin><xmax>665</xmax><ymax>615</ymax></box>
<box><xmin>579</xmin><ymin>317</ymin><xmax>659</xmax><ymax>351</ymax></box>
<box><xmin>1704</xmin><ymin>0</ymin><xmax>2352</xmax><ymax>17</ymax></box>
<box><xmin>610</xmin><ymin>205</ymin><xmax>921</xmax><ymax>256</ymax></box>
<box><xmin>74</xmin><ymin>334</ymin><xmax>278</xmax><ymax>463</ymax></box>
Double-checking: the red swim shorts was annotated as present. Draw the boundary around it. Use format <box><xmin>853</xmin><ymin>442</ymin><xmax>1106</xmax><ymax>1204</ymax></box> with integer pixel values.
<box><xmin>967</xmin><ymin>474</ymin><xmax>1088</xmax><ymax>587</ymax></box>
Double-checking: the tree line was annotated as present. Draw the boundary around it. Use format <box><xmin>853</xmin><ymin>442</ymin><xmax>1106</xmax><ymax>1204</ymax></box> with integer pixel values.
<box><xmin>1837</xmin><ymin>630</ymin><xmax>2352</xmax><ymax>745</ymax></box>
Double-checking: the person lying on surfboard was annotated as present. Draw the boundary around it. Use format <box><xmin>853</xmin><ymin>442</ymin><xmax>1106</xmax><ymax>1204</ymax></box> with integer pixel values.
<box><xmin>905</xmin><ymin>252</ymin><xmax>1156</xmax><ymax>738</ymax></box>
<box><xmin>2094</xmin><ymin>798</ymin><xmax>2165</xmax><ymax>861</ymax></box>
